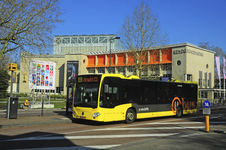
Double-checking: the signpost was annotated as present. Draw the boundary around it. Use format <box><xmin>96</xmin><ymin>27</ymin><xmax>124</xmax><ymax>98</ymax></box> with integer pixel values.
<box><xmin>203</xmin><ymin>100</ymin><xmax>211</xmax><ymax>132</ymax></box>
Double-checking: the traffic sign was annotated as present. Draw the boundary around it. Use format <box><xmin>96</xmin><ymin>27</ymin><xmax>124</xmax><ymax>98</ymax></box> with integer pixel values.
<box><xmin>203</xmin><ymin>108</ymin><xmax>211</xmax><ymax>115</ymax></box>
<box><xmin>203</xmin><ymin>100</ymin><xmax>211</xmax><ymax>108</ymax></box>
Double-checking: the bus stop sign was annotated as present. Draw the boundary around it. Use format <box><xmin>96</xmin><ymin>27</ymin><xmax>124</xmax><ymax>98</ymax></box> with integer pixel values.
<box><xmin>203</xmin><ymin>100</ymin><xmax>211</xmax><ymax>108</ymax></box>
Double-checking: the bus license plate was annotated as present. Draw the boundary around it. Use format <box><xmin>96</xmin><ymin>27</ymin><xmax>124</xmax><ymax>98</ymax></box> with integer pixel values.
<box><xmin>80</xmin><ymin>116</ymin><xmax>86</xmax><ymax>119</ymax></box>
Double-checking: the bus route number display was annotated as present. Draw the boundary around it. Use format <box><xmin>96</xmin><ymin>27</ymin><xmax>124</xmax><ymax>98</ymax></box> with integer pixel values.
<box><xmin>78</xmin><ymin>76</ymin><xmax>99</xmax><ymax>83</ymax></box>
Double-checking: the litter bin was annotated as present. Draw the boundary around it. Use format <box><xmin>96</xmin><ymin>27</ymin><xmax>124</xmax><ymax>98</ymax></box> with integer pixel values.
<box><xmin>7</xmin><ymin>97</ymin><xmax>18</xmax><ymax>119</ymax></box>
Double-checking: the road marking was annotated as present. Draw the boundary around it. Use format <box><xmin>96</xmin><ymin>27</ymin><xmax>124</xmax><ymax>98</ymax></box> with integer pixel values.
<box><xmin>177</xmin><ymin>132</ymin><xmax>207</xmax><ymax>137</ymax></box>
<box><xmin>4</xmin><ymin>133</ymin><xmax>179</xmax><ymax>142</ymax></box>
<box><xmin>145</xmin><ymin>122</ymin><xmax>204</xmax><ymax>125</ymax></box>
<box><xmin>94</xmin><ymin>126</ymin><xmax>205</xmax><ymax>131</ymax></box>
<box><xmin>15</xmin><ymin>144</ymin><xmax>121</xmax><ymax>150</ymax></box>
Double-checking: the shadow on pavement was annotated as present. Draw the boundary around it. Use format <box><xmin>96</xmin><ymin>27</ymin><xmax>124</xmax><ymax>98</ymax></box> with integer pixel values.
<box><xmin>0</xmin><ymin>131</ymin><xmax>79</xmax><ymax>150</ymax></box>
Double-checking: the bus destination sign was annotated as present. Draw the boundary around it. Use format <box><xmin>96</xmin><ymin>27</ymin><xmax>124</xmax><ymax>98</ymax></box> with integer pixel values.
<box><xmin>78</xmin><ymin>76</ymin><xmax>99</xmax><ymax>83</ymax></box>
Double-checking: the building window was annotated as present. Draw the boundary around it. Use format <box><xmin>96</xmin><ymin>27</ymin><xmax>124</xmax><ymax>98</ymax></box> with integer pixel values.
<box><xmin>56</xmin><ymin>87</ymin><xmax>63</xmax><ymax>93</ymax></box>
<box><xmin>98</xmin><ymin>67</ymin><xmax>105</xmax><ymax>73</ymax></box>
<box><xmin>128</xmin><ymin>66</ymin><xmax>136</xmax><ymax>73</ymax></box>
<box><xmin>177</xmin><ymin>60</ymin><xmax>181</xmax><ymax>66</ymax></box>
<box><xmin>99</xmin><ymin>37</ymin><xmax>107</xmax><ymax>43</ymax></box>
<box><xmin>199</xmin><ymin>91</ymin><xmax>207</xmax><ymax>98</ymax></box>
<box><xmin>62</xmin><ymin>38</ymin><xmax>70</xmax><ymax>44</ymax></box>
<box><xmin>85</xmin><ymin>37</ymin><xmax>91</xmax><ymax>43</ymax></box>
<box><xmin>142</xmin><ymin>67</ymin><xmax>148</xmax><ymax>76</ymax></box>
<box><xmin>71</xmin><ymin>37</ymin><xmax>77</xmax><ymax>43</ymax></box>
<box><xmin>55</xmin><ymin>38</ymin><xmax>61</xmax><ymax>44</ymax></box>
<box><xmin>199</xmin><ymin>79</ymin><xmax>202</xmax><ymax>87</ymax></box>
<box><xmin>187</xmin><ymin>74</ymin><xmax>192</xmax><ymax>81</ymax></box>
<box><xmin>150</xmin><ymin>64</ymin><xmax>159</xmax><ymax>71</ymax></box>
<box><xmin>92</xmin><ymin>37</ymin><xmax>98</xmax><ymax>43</ymax></box>
<box><xmin>88</xmin><ymin>68</ymin><xmax>95</xmax><ymax>74</ymax></box>
<box><xmin>108</xmin><ymin>67</ymin><xmax>115</xmax><ymax>73</ymax></box>
<box><xmin>78</xmin><ymin>37</ymin><xmax>84</xmax><ymax>43</ymax></box>
<box><xmin>117</xmin><ymin>67</ymin><xmax>125</xmax><ymax>75</ymax></box>
<box><xmin>163</xmin><ymin>74</ymin><xmax>172</xmax><ymax>78</ymax></box>
<box><xmin>203</xmin><ymin>79</ymin><xmax>207</xmax><ymax>87</ymax></box>
<box><xmin>161</xmin><ymin>64</ymin><xmax>172</xmax><ymax>71</ymax></box>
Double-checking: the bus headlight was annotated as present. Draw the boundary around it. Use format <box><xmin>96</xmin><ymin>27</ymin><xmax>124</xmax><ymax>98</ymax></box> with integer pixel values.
<box><xmin>92</xmin><ymin>112</ymin><xmax>100</xmax><ymax>117</ymax></box>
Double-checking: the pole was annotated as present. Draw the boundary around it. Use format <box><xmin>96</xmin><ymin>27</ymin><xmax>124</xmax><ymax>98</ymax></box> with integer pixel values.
<box><xmin>41</xmin><ymin>90</ymin><xmax>44</xmax><ymax>116</ymax></box>
<box><xmin>224</xmin><ymin>78</ymin><xmax>225</xmax><ymax>100</ymax></box>
<box><xmin>205</xmin><ymin>115</ymin><xmax>209</xmax><ymax>132</ymax></box>
<box><xmin>219</xmin><ymin>80</ymin><xmax>221</xmax><ymax>100</ymax></box>
<box><xmin>109</xmin><ymin>40</ymin><xmax>111</xmax><ymax>73</ymax></box>
<box><xmin>10</xmin><ymin>71</ymin><xmax>13</xmax><ymax>97</ymax></box>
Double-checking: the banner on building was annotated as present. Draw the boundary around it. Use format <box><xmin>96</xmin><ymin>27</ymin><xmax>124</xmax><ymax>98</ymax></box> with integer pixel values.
<box><xmin>67</xmin><ymin>61</ymin><xmax>78</xmax><ymax>86</ymax></box>
<box><xmin>215</xmin><ymin>56</ymin><xmax>221</xmax><ymax>80</ymax></box>
<box><xmin>29</xmin><ymin>60</ymin><xmax>56</xmax><ymax>90</ymax></box>
<box><xmin>224</xmin><ymin>57</ymin><xmax>226</xmax><ymax>79</ymax></box>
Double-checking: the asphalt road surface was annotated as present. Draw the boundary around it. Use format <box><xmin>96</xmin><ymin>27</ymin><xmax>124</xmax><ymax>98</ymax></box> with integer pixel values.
<box><xmin>0</xmin><ymin>110</ymin><xmax>226</xmax><ymax>149</ymax></box>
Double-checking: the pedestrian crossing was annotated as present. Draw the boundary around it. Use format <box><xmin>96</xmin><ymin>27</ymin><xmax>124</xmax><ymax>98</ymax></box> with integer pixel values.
<box><xmin>1</xmin><ymin>118</ymin><xmax>225</xmax><ymax>150</ymax></box>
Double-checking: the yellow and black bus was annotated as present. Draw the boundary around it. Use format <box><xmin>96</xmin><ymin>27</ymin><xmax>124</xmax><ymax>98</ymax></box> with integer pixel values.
<box><xmin>72</xmin><ymin>74</ymin><xmax>198</xmax><ymax>123</ymax></box>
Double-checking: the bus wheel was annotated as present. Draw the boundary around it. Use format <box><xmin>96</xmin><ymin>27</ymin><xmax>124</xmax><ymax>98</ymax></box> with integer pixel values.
<box><xmin>125</xmin><ymin>109</ymin><xmax>136</xmax><ymax>123</ymax></box>
<box><xmin>176</xmin><ymin>106</ymin><xmax>183</xmax><ymax>117</ymax></box>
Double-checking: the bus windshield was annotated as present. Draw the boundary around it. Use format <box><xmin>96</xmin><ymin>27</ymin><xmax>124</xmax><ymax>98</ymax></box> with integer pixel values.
<box><xmin>74</xmin><ymin>83</ymin><xmax>99</xmax><ymax>108</ymax></box>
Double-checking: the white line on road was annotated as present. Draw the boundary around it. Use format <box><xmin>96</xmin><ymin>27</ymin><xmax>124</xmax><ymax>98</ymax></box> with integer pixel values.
<box><xmin>4</xmin><ymin>133</ymin><xmax>179</xmax><ymax>142</ymax></box>
<box><xmin>15</xmin><ymin>144</ymin><xmax>121</xmax><ymax>150</ymax></box>
<box><xmin>94</xmin><ymin>126</ymin><xmax>205</xmax><ymax>131</ymax></box>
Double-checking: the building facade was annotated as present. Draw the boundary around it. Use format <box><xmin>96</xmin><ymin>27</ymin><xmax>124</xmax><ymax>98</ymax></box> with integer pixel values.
<box><xmin>53</xmin><ymin>34</ymin><xmax>122</xmax><ymax>55</ymax></box>
<box><xmin>18</xmin><ymin>42</ymin><xmax>215</xmax><ymax>100</ymax></box>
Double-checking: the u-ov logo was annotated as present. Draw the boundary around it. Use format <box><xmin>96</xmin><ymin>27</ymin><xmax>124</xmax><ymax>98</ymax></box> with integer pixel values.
<box><xmin>171</xmin><ymin>97</ymin><xmax>181</xmax><ymax>114</ymax></box>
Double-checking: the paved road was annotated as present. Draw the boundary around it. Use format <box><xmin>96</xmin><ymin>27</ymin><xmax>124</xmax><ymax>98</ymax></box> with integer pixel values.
<box><xmin>0</xmin><ymin>110</ymin><xmax>226</xmax><ymax>149</ymax></box>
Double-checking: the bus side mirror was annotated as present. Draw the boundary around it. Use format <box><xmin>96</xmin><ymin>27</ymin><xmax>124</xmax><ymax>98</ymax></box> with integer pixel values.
<box><xmin>104</xmin><ymin>84</ymin><xmax>109</xmax><ymax>93</ymax></box>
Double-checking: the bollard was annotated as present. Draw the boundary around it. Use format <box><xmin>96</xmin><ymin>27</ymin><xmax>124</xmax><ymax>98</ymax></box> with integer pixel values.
<box><xmin>205</xmin><ymin>115</ymin><xmax>209</xmax><ymax>132</ymax></box>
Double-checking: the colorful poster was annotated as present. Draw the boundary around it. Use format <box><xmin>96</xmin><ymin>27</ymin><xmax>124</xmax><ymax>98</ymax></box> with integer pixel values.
<box><xmin>67</xmin><ymin>61</ymin><xmax>78</xmax><ymax>86</ymax></box>
<box><xmin>29</xmin><ymin>60</ymin><xmax>56</xmax><ymax>90</ymax></box>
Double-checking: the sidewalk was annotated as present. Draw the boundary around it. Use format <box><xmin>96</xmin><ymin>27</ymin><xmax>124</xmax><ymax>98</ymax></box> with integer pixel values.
<box><xmin>0</xmin><ymin>109</ymin><xmax>72</xmax><ymax>129</ymax></box>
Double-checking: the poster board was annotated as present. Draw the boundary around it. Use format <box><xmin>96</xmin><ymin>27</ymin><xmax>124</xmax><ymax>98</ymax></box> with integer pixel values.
<box><xmin>67</xmin><ymin>61</ymin><xmax>78</xmax><ymax>86</ymax></box>
<box><xmin>29</xmin><ymin>60</ymin><xmax>56</xmax><ymax>90</ymax></box>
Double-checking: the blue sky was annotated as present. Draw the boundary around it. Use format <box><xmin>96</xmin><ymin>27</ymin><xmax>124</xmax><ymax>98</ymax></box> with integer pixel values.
<box><xmin>53</xmin><ymin>0</ymin><xmax>226</xmax><ymax>51</ymax></box>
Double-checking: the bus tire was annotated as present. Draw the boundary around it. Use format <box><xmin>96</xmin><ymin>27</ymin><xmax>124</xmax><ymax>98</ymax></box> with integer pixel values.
<box><xmin>176</xmin><ymin>106</ymin><xmax>183</xmax><ymax>117</ymax></box>
<box><xmin>125</xmin><ymin>108</ymin><xmax>136</xmax><ymax>123</ymax></box>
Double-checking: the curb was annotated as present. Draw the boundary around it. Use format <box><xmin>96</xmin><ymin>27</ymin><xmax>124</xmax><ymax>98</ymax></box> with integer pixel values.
<box><xmin>198</xmin><ymin>128</ymin><xmax>226</xmax><ymax>134</ymax></box>
<box><xmin>211</xmin><ymin>129</ymin><xmax>226</xmax><ymax>134</ymax></box>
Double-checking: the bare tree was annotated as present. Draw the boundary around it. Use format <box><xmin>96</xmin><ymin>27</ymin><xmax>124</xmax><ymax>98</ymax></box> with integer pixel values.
<box><xmin>0</xmin><ymin>0</ymin><xmax>64</xmax><ymax>60</ymax></box>
<box><xmin>199</xmin><ymin>42</ymin><xmax>225</xmax><ymax>82</ymax></box>
<box><xmin>118</xmin><ymin>2</ymin><xmax>169</xmax><ymax>78</ymax></box>
<box><xmin>0</xmin><ymin>53</ymin><xmax>13</xmax><ymax>68</ymax></box>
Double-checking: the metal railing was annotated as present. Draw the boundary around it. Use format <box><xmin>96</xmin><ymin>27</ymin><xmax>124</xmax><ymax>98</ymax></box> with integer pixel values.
<box><xmin>199</xmin><ymin>99</ymin><xmax>226</xmax><ymax>108</ymax></box>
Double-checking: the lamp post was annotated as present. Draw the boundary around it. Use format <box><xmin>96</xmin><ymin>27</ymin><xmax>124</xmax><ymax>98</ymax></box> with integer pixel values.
<box><xmin>109</xmin><ymin>37</ymin><xmax>120</xmax><ymax>73</ymax></box>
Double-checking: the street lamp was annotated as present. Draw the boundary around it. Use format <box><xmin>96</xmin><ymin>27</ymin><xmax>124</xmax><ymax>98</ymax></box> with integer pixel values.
<box><xmin>109</xmin><ymin>37</ymin><xmax>120</xmax><ymax>73</ymax></box>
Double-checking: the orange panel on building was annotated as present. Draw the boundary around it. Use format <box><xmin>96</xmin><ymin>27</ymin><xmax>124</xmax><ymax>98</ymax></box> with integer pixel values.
<box><xmin>96</xmin><ymin>55</ymin><xmax>105</xmax><ymax>67</ymax></box>
<box><xmin>149</xmin><ymin>50</ymin><xmax>159</xmax><ymax>64</ymax></box>
<box><xmin>117</xmin><ymin>53</ymin><xmax>126</xmax><ymax>66</ymax></box>
<box><xmin>106</xmin><ymin>54</ymin><xmax>115</xmax><ymax>67</ymax></box>
<box><xmin>127</xmin><ymin>53</ymin><xmax>135</xmax><ymax>66</ymax></box>
<box><xmin>141</xmin><ymin>52</ymin><xmax>148</xmax><ymax>65</ymax></box>
<box><xmin>161</xmin><ymin>49</ymin><xmax>172</xmax><ymax>63</ymax></box>
<box><xmin>86</xmin><ymin>55</ymin><xmax>95</xmax><ymax>68</ymax></box>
